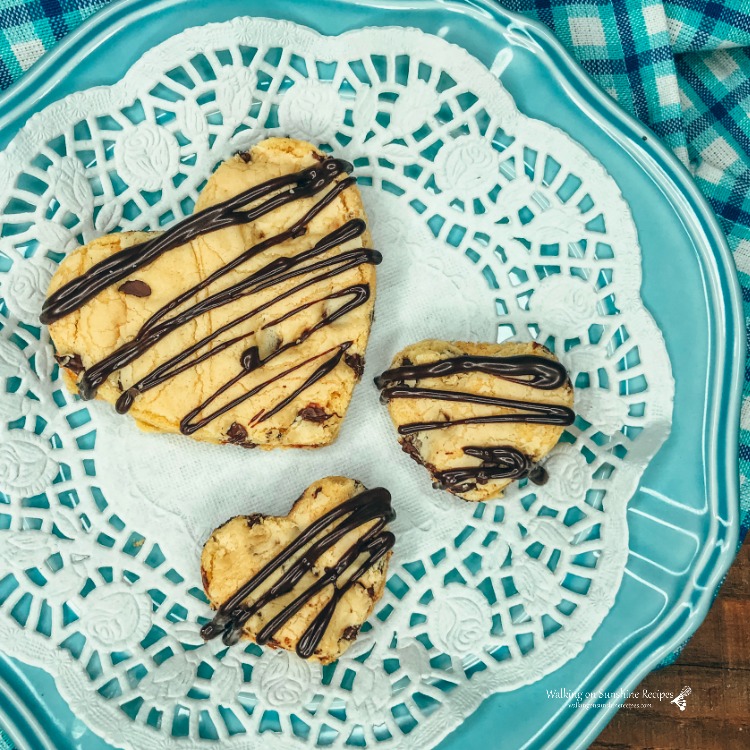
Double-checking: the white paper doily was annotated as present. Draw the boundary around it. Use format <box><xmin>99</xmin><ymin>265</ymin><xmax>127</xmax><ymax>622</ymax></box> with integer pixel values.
<box><xmin>0</xmin><ymin>18</ymin><xmax>673</xmax><ymax>750</ymax></box>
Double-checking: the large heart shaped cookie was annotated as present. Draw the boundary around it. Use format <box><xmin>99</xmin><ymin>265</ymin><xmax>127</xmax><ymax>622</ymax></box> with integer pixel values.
<box><xmin>43</xmin><ymin>138</ymin><xmax>378</xmax><ymax>448</ymax></box>
<box><xmin>200</xmin><ymin>476</ymin><xmax>395</xmax><ymax>663</ymax></box>
<box><xmin>375</xmin><ymin>339</ymin><xmax>575</xmax><ymax>502</ymax></box>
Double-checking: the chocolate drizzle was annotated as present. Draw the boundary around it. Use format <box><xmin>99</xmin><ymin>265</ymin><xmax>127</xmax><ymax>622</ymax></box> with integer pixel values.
<box><xmin>42</xmin><ymin>157</ymin><xmax>380</xmax><ymax>436</ymax></box>
<box><xmin>378</xmin><ymin>387</ymin><xmax>574</xmax><ymax>431</ymax></box>
<box><xmin>41</xmin><ymin>158</ymin><xmax>354</xmax><ymax>324</ymax></box>
<box><xmin>433</xmin><ymin>446</ymin><xmax>546</xmax><ymax>494</ymax></box>
<box><xmin>375</xmin><ymin>352</ymin><xmax>574</xmax><ymax>493</ymax></box>
<box><xmin>375</xmin><ymin>354</ymin><xmax>570</xmax><ymax>391</ymax></box>
<box><xmin>201</xmin><ymin>487</ymin><xmax>395</xmax><ymax>657</ymax></box>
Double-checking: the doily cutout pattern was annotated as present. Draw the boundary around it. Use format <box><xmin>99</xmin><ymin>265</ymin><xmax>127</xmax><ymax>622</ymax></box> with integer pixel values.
<box><xmin>0</xmin><ymin>18</ymin><xmax>673</xmax><ymax>750</ymax></box>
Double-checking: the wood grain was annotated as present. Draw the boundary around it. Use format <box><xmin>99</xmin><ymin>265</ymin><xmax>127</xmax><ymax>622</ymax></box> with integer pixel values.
<box><xmin>592</xmin><ymin>540</ymin><xmax>750</xmax><ymax>750</ymax></box>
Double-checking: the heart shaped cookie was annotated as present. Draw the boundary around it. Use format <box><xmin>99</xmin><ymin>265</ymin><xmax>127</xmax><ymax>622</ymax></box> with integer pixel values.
<box><xmin>375</xmin><ymin>340</ymin><xmax>575</xmax><ymax>501</ymax></box>
<box><xmin>43</xmin><ymin>138</ymin><xmax>378</xmax><ymax>448</ymax></box>
<box><xmin>200</xmin><ymin>476</ymin><xmax>395</xmax><ymax>663</ymax></box>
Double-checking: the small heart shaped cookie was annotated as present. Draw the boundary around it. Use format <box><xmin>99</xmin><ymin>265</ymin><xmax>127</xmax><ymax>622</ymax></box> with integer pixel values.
<box><xmin>43</xmin><ymin>138</ymin><xmax>378</xmax><ymax>449</ymax></box>
<box><xmin>200</xmin><ymin>477</ymin><xmax>395</xmax><ymax>663</ymax></box>
<box><xmin>376</xmin><ymin>340</ymin><xmax>574</xmax><ymax>502</ymax></box>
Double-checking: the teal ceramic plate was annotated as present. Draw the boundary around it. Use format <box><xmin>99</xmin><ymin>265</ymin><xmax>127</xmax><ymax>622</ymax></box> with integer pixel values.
<box><xmin>0</xmin><ymin>1</ymin><xmax>743</xmax><ymax>749</ymax></box>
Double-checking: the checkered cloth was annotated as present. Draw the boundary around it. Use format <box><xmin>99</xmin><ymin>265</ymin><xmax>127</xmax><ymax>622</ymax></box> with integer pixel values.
<box><xmin>0</xmin><ymin>0</ymin><xmax>748</xmax><ymax>493</ymax></box>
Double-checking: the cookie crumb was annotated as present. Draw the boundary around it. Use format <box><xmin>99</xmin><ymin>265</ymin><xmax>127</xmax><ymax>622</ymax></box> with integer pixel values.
<box><xmin>400</xmin><ymin>436</ymin><xmax>425</xmax><ymax>466</ymax></box>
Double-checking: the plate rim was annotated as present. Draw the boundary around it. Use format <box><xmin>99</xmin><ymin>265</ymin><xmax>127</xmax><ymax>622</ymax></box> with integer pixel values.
<box><xmin>0</xmin><ymin>0</ymin><xmax>743</xmax><ymax>748</ymax></box>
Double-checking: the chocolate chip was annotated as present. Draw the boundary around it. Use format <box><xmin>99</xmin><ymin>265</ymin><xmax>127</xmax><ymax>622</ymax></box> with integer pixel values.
<box><xmin>528</xmin><ymin>465</ymin><xmax>549</xmax><ymax>486</ymax></box>
<box><xmin>237</xmin><ymin>151</ymin><xmax>252</xmax><ymax>163</ymax></box>
<box><xmin>224</xmin><ymin>422</ymin><xmax>257</xmax><ymax>448</ymax></box>
<box><xmin>226</xmin><ymin>422</ymin><xmax>248</xmax><ymax>443</ymax></box>
<box><xmin>298</xmin><ymin>404</ymin><xmax>329</xmax><ymax>423</ymax></box>
<box><xmin>201</xmin><ymin>566</ymin><xmax>210</xmax><ymax>590</ymax></box>
<box><xmin>311</xmin><ymin>151</ymin><xmax>326</xmax><ymax>162</ymax></box>
<box><xmin>245</xmin><ymin>514</ymin><xmax>262</xmax><ymax>529</ymax></box>
<box><xmin>118</xmin><ymin>279</ymin><xmax>151</xmax><ymax>297</ymax></box>
<box><xmin>366</xmin><ymin>585</ymin><xmax>376</xmax><ymax>598</ymax></box>
<box><xmin>342</xmin><ymin>625</ymin><xmax>360</xmax><ymax>641</ymax></box>
<box><xmin>54</xmin><ymin>353</ymin><xmax>84</xmax><ymax>375</ymax></box>
<box><xmin>344</xmin><ymin>352</ymin><xmax>365</xmax><ymax>380</ymax></box>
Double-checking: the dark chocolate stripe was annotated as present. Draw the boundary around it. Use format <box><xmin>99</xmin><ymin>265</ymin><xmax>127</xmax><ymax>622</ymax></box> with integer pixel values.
<box><xmin>180</xmin><ymin>343</ymin><xmax>350</xmax><ymax>436</ymax></box>
<box><xmin>374</xmin><ymin>354</ymin><xmax>569</xmax><ymax>391</ymax></box>
<box><xmin>375</xmin><ymin>352</ymin><xmax>574</xmax><ymax>493</ymax></box>
<box><xmin>433</xmin><ymin>445</ymin><xmax>548</xmax><ymax>493</ymax></box>
<box><xmin>40</xmin><ymin>158</ymin><xmax>353</xmax><ymax>324</ymax></box>
<box><xmin>380</xmin><ymin>386</ymin><xmax>575</xmax><ymax>429</ymax></box>
<box><xmin>138</xmin><ymin>175</ymin><xmax>358</xmax><ymax>337</ymax></box>
<box><xmin>118</xmin><ymin>279</ymin><xmax>370</xmax><ymax>414</ymax></box>
<box><xmin>201</xmin><ymin>487</ymin><xmax>395</xmax><ymax>656</ymax></box>
<box><xmin>81</xmin><ymin>220</ymin><xmax>375</xmax><ymax>401</ymax></box>
<box><xmin>44</xmin><ymin>157</ymin><xmax>379</xmax><ymax>437</ymax></box>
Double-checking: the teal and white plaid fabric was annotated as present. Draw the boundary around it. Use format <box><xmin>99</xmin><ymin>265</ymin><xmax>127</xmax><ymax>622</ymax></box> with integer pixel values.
<box><xmin>0</xmin><ymin>0</ymin><xmax>107</xmax><ymax>79</ymax></box>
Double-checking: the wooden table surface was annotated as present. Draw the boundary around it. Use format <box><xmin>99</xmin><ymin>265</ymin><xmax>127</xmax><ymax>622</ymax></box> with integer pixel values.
<box><xmin>591</xmin><ymin>538</ymin><xmax>750</xmax><ymax>750</ymax></box>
